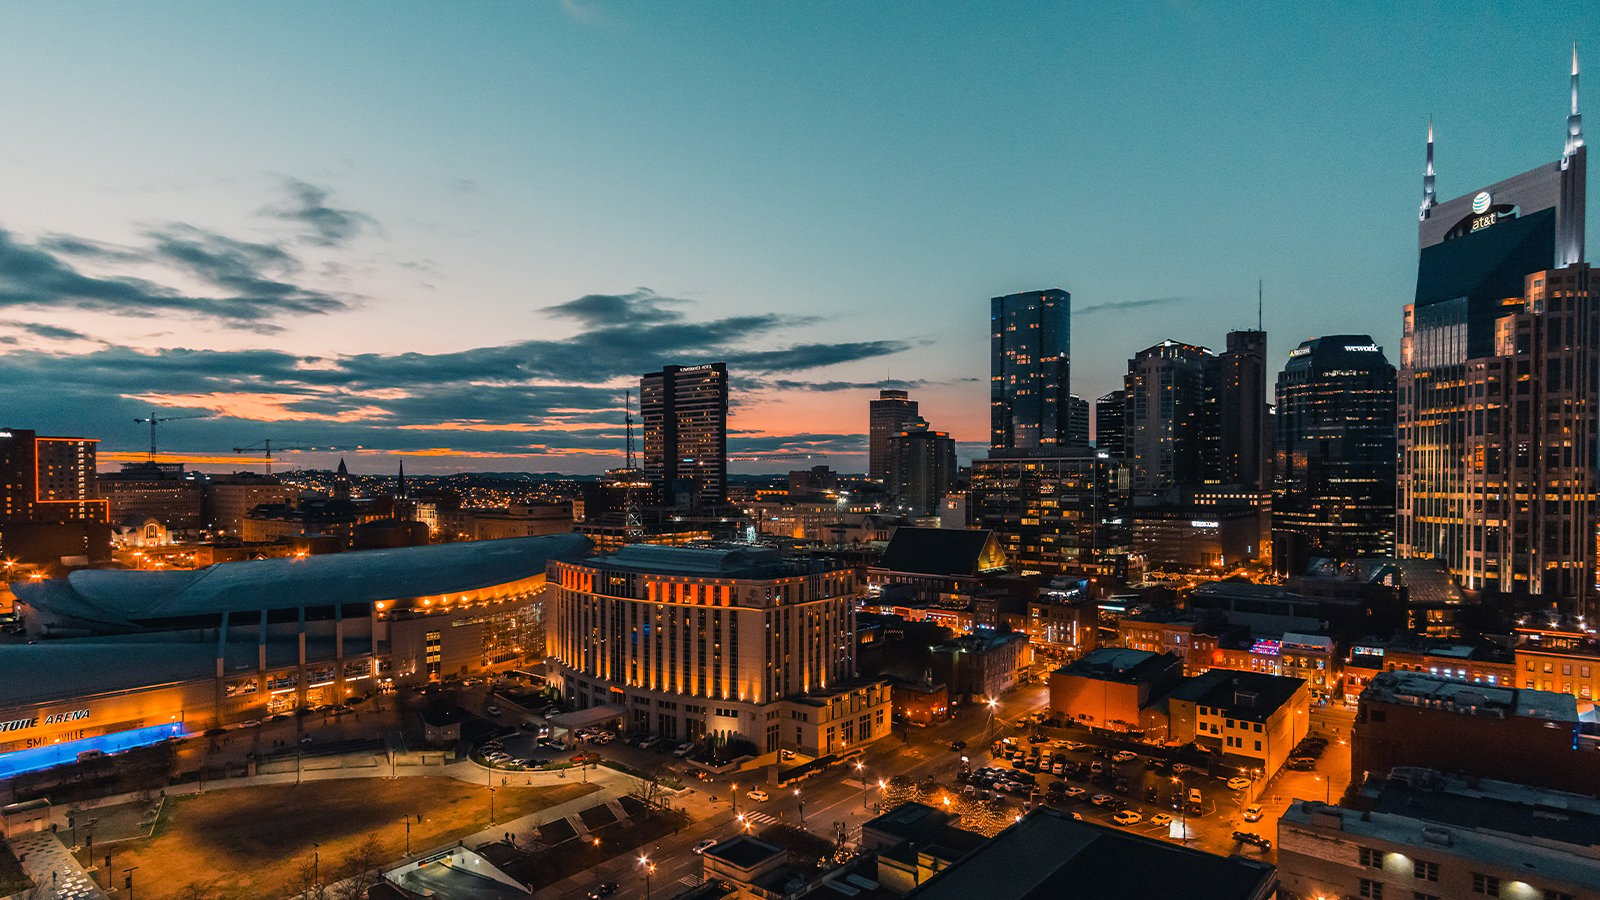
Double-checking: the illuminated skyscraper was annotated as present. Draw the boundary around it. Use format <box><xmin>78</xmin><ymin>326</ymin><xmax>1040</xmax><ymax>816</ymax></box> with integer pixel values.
<box><xmin>1123</xmin><ymin>340</ymin><xmax>1213</xmax><ymax>493</ymax></box>
<box><xmin>868</xmin><ymin>389</ymin><xmax>918</xmax><ymax>481</ymax></box>
<box><xmin>1094</xmin><ymin>390</ymin><xmax>1126</xmax><ymax>458</ymax></box>
<box><xmin>641</xmin><ymin>363</ymin><xmax>728</xmax><ymax>509</ymax></box>
<box><xmin>990</xmin><ymin>289</ymin><xmax>1071</xmax><ymax>450</ymax></box>
<box><xmin>1399</xmin><ymin>52</ymin><xmax>1595</xmax><ymax>609</ymax></box>
<box><xmin>1273</xmin><ymin>336</ymin><xmax>1396</xmax><ymax>573</ymax></box>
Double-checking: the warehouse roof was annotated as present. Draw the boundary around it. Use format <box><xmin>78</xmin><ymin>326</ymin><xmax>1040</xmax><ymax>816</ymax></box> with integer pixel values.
<box><xmin>12</xmin><ymin>532</ymin><xmax>590</xmax><ymax>628</ymax></box>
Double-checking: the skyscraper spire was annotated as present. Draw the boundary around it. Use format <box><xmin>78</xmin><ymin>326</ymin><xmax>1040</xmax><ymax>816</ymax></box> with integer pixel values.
<box><xmin>1420</xmin><ymin>117</ymin><xmax>1437</xmax><ymax>221</ymax></box>
<box><xmin>1568</xmin><ymin>42</ymin><xmax>1585</xmax><ymax>159</ymax></box>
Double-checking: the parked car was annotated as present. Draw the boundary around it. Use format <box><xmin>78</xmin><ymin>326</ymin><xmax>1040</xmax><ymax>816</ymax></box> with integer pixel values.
<box><xmin>1112</xmin><ymin>750</ymin><xmax>1137</xmax><ymax>763</ymax></box>
<box><xmin>1232</xmin><ymin>831</ymin><xmax>1272</xmax><ymax>850</ymax></box>
<box><xmin>587</xmin><ymin>883</ymin><xmax>619</xmax><ymax>899</ymax></box>
<box><xmin>1188</xmin><ymin>787</ymin><xmax>1204</xmax><ymax>806</ymax></box>
<box><xmin>673</xmin><ymin>742</ymin><xmax>695</xmax><ymax>757</ymax></box>
<box><xmin>747</xmin><ymin>789</ymin><xmax>770</xmax><ymax>802</ymax></box>
<box><xmin>1063</xmin><ymin>786</ymin><xmax>1087</xmax><ymax>798</ymax></box>
<box><xmin>1243</xmin><ymin>804</ymin><xmax>1264</xmax><ymax>822</ymax></box>
<box><xmin>1062</xmin><ymin>741</ymin><xmax>1087</xmax><ymax>751</ymax></box>
<box><xmin>1091</xmin><ymin>793</ymin><xmax>1114</xmax><ymax>806</ymax></box>
<box><xmin>1286</xmin><ymin>757</ymin><xmax>1317</xmax><ymax>771</ymax></box>
<box><xmin>1112</xmin><ymin>809</ymin><xmax>1142</xmax><ymax>826</ymax></box>
<box><xmin>694</xmin><ymin>839</ymin><xmax>719</xmax><ymax>854</ymax></box>
<box><xmin>485</xmin><ymin>705</ymin><xmax>502</xmax><ymax>717</ymax></box>
<box><xmin>1227</xmin><ymin>776</ymin><xmax>1252</xmax><ymax>791</ymax></box>
<box><xmin>1150</xmin><ymin>813</ymin><xmax>1173</xmax><ymax>827</ymax></box>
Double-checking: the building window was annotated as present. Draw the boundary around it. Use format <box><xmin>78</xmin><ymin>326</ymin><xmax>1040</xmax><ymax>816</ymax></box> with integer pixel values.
<box><xmin>1414</xmin><ymin>894</ymin><xmax>1440</xmax><ymax>900</ymax></box>
<box><xmin>1360</xmin><ymin>878</ymin><xmax>1384</xmax><ymax>899</ymax></box>
<box><xmin>1254</xmin><ymin>740</ymin><xmax>1261</xmax><ymax>751</ymax></box>
<box><xmin>1414</xmin><ymin>860</ymin><xmax>1438</xmax><ymax>882</ymax></box>
<box><xmin>1472</xmin><ymin>874</ymin><xmax>1500</xmax><ymax>896</ymax></box>
<box><xmin>1359</xmin><ymin>847</ymin><xmax>1383</xmax><ymax>868</ymax></box>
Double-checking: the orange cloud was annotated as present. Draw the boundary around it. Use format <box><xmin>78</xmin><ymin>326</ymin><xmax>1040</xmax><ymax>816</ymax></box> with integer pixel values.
<box><xmin>100</xmin><ymin>451</ymin><xmax>285</xmax><ymax>466</ymax></box>
<box><xmin>125</xmin><ymin>391</ymin><xmax>389</xmax><ymax>423</ymax></box>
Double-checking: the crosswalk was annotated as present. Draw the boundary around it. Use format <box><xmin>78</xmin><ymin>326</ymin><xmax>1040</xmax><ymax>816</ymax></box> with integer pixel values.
<box><xmin>678</xmin><ymin>875</ymin><xmax>705</xmax><ymax>888</ymax></box>
<box><xmin>740</xmin><ymin>811</ymin><xmax>778</xmax><ymax>826</ymax></box>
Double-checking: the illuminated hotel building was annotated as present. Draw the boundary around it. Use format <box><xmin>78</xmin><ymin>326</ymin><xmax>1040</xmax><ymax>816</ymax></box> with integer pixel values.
<box><xmin>641</xmin><ymin>363</ymin><xmax>729</xmax><ymax>509</ymax></box>
<box><xmin>0</xmin><ymin>534</ymin><xmax>586</xmax><ymax>778</ymax></box>
<box><xmin>1272</xmin><ymin>335</ymin><xmax>1396</xmax><ymax>572</ymax></box>
<box><xmin>546</xmin><ymin>544</ymin><xmax>890</xmax><ymax>756</ymax></box>
<box><xmin>991</xmin><ymin>289</ymin><xmax>1072</xmax><ymax>450</ymax></box>
<box><xmin>1398</xmin><ymin>54</ymin><xmax>1595</xmax><ymax>610</ymax></box>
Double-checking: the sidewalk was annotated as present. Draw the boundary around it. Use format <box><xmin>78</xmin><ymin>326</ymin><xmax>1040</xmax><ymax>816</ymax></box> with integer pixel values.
<box><xmin>4</xmin><ymin>831</ymin><xmax>107</xmax><ymax>900</ymax></box>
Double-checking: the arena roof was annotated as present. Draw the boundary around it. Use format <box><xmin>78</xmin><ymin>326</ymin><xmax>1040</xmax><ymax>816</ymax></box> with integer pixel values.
<box><xmin>12</xmin><ymin>533</ymin><xmax>591</xmax><ymax>628</ymax></box>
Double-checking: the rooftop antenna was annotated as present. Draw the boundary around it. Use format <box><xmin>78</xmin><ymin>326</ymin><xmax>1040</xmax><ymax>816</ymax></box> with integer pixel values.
<box><xmin>1257</xmin><ymin>279</ymin><xmax>1263</xmax><ymax>332</ymax></box>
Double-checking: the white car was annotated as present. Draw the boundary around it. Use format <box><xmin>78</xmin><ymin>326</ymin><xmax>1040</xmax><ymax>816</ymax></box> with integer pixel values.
<box><xmin>747</xmin><ymin>789</ymin><xmax>770</xmax><ymax>802</ymax></box>
<box><xmin>1112</xmin><ymin>751</ymin><xmax>1137</xmax><ymax>763</ymax></box>
<box><xmin>1112</xmin><ymin>809</ymin><xmax>1143</xmax><ymax>826</ymax></box>
<box><xmin>1063</xmin><ymin>742</ymin><xmax>1087</xmax><ymax>751</ymax></box>
<box><xmin>1091</xmin><ymin>793</ymin><xmax>1114</xmax><ymax>806</ymax></box>
<box><xmin>674</xmin><ymin>742</ymin><xmax>695</xmax><ymax>757</ymax></box>
<box><xmin>1227</xmin><ymin>776</ymin><xmax>1252</xmax><ymax>791</ymax></box>
<box><xmin>693</xmin><ymin>839</ymin><xmax>719</xmax><ymax>854</ymax></box>
<box><xmin>1243</xmin><ymin>804</ymin><xmax>1264</xmax><ymax>822</ymax></box>
<box><xmin>1063</xmin><ymin>786</ymin><xmax>1087</xmax><ymax>798</ymax></box>
<box><xmin>485</xmin><ymin>705</ymin><xmax>502</xmax><ymax>717</ymax></box>
<box><xmin>1150</xmin><ymin>813</ymin><xmax>1173</xmax><ymax>826</ymax></box>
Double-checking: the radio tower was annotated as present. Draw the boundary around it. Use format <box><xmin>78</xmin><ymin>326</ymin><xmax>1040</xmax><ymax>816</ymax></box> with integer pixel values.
<box><xmin>624</xmin><ymin>390</ymin><xmax>644</xmax><ymax>544</ymax></box>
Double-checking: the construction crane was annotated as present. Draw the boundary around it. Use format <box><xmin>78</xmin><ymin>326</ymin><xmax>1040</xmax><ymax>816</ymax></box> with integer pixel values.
<box><xmin>134</xmin><ymin>411</ymin><xmax>210</xmax><ymax>462</ymax></box>
<box><xmin>232</xmin><ymin>439</ymin><xmax>354</xmax><ymax>474</ymax></box>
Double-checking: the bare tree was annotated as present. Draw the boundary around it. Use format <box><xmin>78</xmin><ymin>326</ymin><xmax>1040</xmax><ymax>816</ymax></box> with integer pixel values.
<box><xmin>176</xmin><ymin>878</ymin><xmax>222</xmax><ymax>900</ymax></box>
<box><xmin>334</xmin><ymin>832</ymin><xmax>387</xmax><ymax>900</ymax></box>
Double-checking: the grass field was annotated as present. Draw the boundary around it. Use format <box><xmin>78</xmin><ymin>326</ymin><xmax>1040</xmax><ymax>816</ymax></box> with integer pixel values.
<box><xmin>90</xmin><ymin>777</ymin><xmax>600</xmax><ymax>899</ymax></box>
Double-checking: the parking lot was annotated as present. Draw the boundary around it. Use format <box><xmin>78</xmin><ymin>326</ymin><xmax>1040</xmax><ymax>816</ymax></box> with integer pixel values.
<box><xmin>948</xmin><ymin>709</ymin><xmax>1350</xmax><ymax>859</ymax></box>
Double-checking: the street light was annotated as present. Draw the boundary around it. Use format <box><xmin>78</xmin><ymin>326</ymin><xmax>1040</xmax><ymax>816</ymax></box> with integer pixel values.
<box><xmin>403</xmin><ymin>818</ymin><xmax>411</xmax><ymax>855</ymax></box>
<box><xmin>794</xmin><ymin>788</ymin><xmax>805</xmax><ymax>825</ymax></box>
<box><xmin>1172</xmin><ymin>777</ymin><xmax>1187</xmax><ymax>841</ymax></box>
<box><xmin>855</xmin><ymin>761</ymin><xmax>869</xmax><ymax>811</ymax></box>
<box><xmin>639</xmin><ymin>855</ymin><xmax>656</xmax><ymax>900</ymax></box>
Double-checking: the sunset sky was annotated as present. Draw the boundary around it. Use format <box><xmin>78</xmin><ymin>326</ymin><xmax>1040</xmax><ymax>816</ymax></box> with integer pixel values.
<box><xmin>1</xmin><ymin>2</ymin><xmax>1596</xmax><ymax>474</ymax></box>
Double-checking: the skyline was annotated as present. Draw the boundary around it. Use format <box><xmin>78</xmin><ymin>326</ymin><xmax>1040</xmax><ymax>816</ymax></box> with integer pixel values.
<box><xmin>2</xmin><ymin>4</ymin><xmax>1598</xmax><ymax>473</ymax></box>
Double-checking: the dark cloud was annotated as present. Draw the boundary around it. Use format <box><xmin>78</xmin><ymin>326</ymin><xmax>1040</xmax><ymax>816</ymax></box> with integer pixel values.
<box><xmin>0</xmin><ymin>319</ymin><xmax>93</xmax><ymax>341</ymax></box>
<box><xmin>541</xmin><ymin>289</ymin><xmax>689</xmax><ymax>327</ymax></box>
<box><xmin>766</xmin><ymin>379</ymin><xmax>925</xmax><ymax>392</ymax></box>
<box><xmin>0</xmin><ymin>226</ymin><xmax>353</xmax><ymax>331</ymax></box>
<box><xmin>1076</xmin><ymin>297</ymin><xmax>1182</xmax><ymax>315</ymax></box>
<box><xmin>263</xmin><ymin>178</ymin><xmax>378</xmax><ymax>247</ymax></box>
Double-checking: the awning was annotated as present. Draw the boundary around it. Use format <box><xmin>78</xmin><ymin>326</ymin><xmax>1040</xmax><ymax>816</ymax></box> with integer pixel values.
<box><xmin>547</xmin><ymin>703</ymin><xmax>625</xmax><ymax>731</ymax></box>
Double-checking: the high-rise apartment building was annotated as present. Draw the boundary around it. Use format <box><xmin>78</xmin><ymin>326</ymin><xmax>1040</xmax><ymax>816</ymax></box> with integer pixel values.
<box><xmin>1094</xmin><ymin>390</ymin><xmax>1126</xmax><ymax>458</ymax></box>
<box><xmin>868</xmin><ymin>389</ymin><xmax>918</xmax><ymax>481</ymax></box>
<box><xmin>0</xmin><ymin>429</ymin><xmax>107</xmax><ymax>523</ymax></box>
<box><xmin>641</xmin><ymin>363</ymin><xmax>729</xmax><ymax>509</ymax></box>
<box><xmin>886</xmin><ymin>417</ymin><xmax>958</xmax><ymax>517</ymax></box>
<box><xmin>1273</xmin><ymin>336</ymin><xmax>1397</xmax><ymax>572</ymax></box>
<box><xmin>990</xmin><ymin>289</ymin><xmax>1072</xmax><ymax>450</ymax></box>
<box><xmin>969</xmin><ymin>449</ymin><xmax>1122</xmax><ymax>576</ymax></box>
<box><xmin>1123</xmin><ymin>340</ymin><xmax>1213</xmax><ymax>493</ymax></box>
<box><xmin>1398</xmin><ymin>56</ymin><xmax>1594</xmax><ymax>609</ymax></box>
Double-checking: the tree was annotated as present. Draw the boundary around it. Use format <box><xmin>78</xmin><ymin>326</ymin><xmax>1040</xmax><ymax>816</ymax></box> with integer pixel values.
<box><xmin>176</xmin><ymin>879</ymin><xmax>222</xmax><ymax>900</ymax></box>
<box><xmin>333</xmin><ymin>833</ymin><xmax>387</xmax><ymax>900</ymax></box>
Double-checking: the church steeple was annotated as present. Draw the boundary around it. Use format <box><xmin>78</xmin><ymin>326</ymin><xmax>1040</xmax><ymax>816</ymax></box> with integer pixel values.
<box><xmin>334</xmin><ymin>457</ymin><xmax>351</xmax><ymax>502</ymax></box>
<box><xmin>1420</xmin><ymin>117</ymin><xmax>1437</xmax><ymax>221</ymax></box>
<box><xmin>1568</xmin><ymin>43</ymin><xmax>1585</xmax><ymax>160</ymax></box>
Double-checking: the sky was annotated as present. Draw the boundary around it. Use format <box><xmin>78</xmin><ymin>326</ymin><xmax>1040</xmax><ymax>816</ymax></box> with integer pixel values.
<box><xmin>0</xmin><ymin>2</ymin><xmax>1596</xmax><ymax>475</ymax></box>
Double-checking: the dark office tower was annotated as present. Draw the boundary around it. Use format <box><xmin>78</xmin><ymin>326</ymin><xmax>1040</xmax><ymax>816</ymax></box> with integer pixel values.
<box><xmin>990</xmin><ymin>289</ymin><xmax>1072</xmax><ymax>450</ymax></box>
<box><xmin>1123</xmin><ymin>340</ymin><xmax>1214</xmax><ymax>493</ymax></box>
<box><xmin>641</xmin><ymin>363</ymin><xmax>729</xmax><ymax>509</ymax></box>
<box><xmin>1399</xmin><ymin>53</ymin><xmax>1592</xmax><ymax>610</ymax></box>
<box><xmin>1066</xmin><ymin>395</ymin><xmax>1090</xmax><ymax>448</ymax></box>
<box><xmin>868</xmin><ymin>389</ymin><xmax>918</xmax><ymax>481</ymax></box>
<box><xmin>1273</xmin><ymin>336</ymin><xmax>1397</xmax><ymax>574</ymax></box>
<box><xmin>1213</xmin><ymin>330</ymin><xmax>1270</xmax><ymax>490</ymax></box>
<box><xmin>886</xmin><ymin>417</ymin><xmax>958</xmax><ymax>517</ymax></box>
<box><xmin>1094</xmin><ymin>391</ymin><xmax>1126</xmax><ymax>458</ymax></box>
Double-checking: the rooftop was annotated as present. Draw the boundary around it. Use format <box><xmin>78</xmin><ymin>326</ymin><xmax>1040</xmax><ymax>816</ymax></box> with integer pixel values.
<box><xmin>1053</xmin><ymin>648</ymin><xmax>1180</xmax><ymax>684</ymax></box>
<box><xmin>874</xmin><ymin>528</ymin><xmax>1006</xmax><ymax>578</ymax></box>
<box><xmin>1370</xmin><ymin>768</ymin><xmax>1600</xmax><ymax>847</ymax></box>
<box><xmin>1166</xmin><ymin>669</ymin><xmax>1306</xmax><ymax>722</ymax></box>
<box><xmin>704</xmin><ymin>834</ymin><xmax>786</xmax><ymax>870</ymax></box>
<box><xmin>1282</xmin><ymin>794</ymin><xmax>1600</xmax><ymax>889</ymax></box>
<box><xmin>13</xmin><ymin>533</ymin><xmax>590</xmax><ymax>628</ymax></box>
<box><xmin>573</xmin><ymin>543</ymin><xmax>838</xmax><ymax>579</ymax></box>
<box><xmin>1361</xmin><ymin>670</ymin><xmax>1578</xmax><ymax>723</ymax></box>
<box><xmin>905</xmin><ymin>808</ymin><xmax>1275</xmax><ymax>900</ymax></box>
